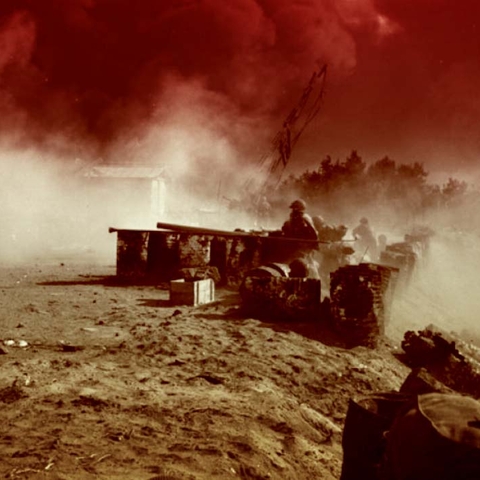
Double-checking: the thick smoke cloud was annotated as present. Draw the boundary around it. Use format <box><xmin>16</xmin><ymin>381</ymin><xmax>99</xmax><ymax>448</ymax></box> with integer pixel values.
<box><xmin>319</xmin><ymin>0</ymin><xmax>480</xmax><ymax>169</ymax></box>
<box><xmin>0</xmin><ymin>0</ymin><xmax>392</xmax><ymax>157</ymax></box>
<box><xmin>0</xmin><ymin>0</ymin><xmax>476</xmax><ymax>173</ymax></box>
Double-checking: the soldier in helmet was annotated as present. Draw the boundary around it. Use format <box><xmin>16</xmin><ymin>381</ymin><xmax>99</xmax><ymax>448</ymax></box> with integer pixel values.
<box><xmin>279</xmin><ymin>199</ymin><xmax>319</xmax><ymax>277</ymax></box>
<box><xmin>313</xmin><ymin>215</ymin><xmax>348</xmax><ymax>243</ymax></box>
<box><xmin>281</xmin><ymin>199</ymin><xmax>318</xmax><ymax>241</ymax></box>
<box><xmin>352</xmin><ymin>217</ymin><xmax>378</xmax><ymax>261</ymax></box>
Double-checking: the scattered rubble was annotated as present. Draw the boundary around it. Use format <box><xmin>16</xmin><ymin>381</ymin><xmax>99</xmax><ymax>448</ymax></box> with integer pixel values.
<box><xmin>400</xmin><ymin>324</ymin><xmax>480</xmax><ymax>399</ymax></box>
<box><xmin>0</xmin><ymin>381</ymin><xmax>28</xmax><ymax>404</ymax></box>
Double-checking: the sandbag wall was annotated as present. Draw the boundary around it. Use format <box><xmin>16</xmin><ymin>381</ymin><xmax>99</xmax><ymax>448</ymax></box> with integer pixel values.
<box><xmin>379</xmin><ymin>227</ymin><xmax>433</xmax><ymax>286</ymax></box>
<box><xmin>240</xmin><ymin>272</ymin><xmax>322</xmax><ymax>322</ymax></box>
<box><xmin>113</xmin><ymin>229</ymin><xmax>270</xmax><ymax>285</ymax></box>
<box><xmin>329</xmin><ymin>263</ymin><xmax>398</xmax><ymax>348</ymax></box>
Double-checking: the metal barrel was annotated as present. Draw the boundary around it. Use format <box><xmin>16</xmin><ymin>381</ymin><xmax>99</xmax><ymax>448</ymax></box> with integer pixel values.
<box><xmin>263</xmin><ymin>263</ymin><xmax>290</xmax><ymax>277</ymax></box>
<box><xmin>244</xmin><ymin>264</ymin><xmax>289</xmax><ymax>278</ymax></box>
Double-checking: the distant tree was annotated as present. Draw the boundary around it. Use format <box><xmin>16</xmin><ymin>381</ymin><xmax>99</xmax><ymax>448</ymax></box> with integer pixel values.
<box><xmin>388</xmin><ymin>162</ymin><xmax>428</xmax><ymax>204</ymax></box>
<box><xmin>421</xmin><ymin>183</ymin><xmax>443</xmax><ymax>211</ymax></box>
<box><xmin>368</xmin><ymin>156</ymin><xmax>396</xmax><ymax>179</ymax></box>
<box><xmin>366</xmin><ymin>156</ymin><xmax>397</xmax><ymax>201</ymax></box>
<box><xmin>441</xmin><ymin>177</ymin><xmax>468</xmax><ymax>206</ymax></box>
<box><xmin>397</xmin><ymin>162</ymin><xmax>428</xmax><ymax>185</ymax></box>
<box><xmin>344</xmin><ymin>150</ymin><xmax>366</xmax><ymax>178</ymax></box>
<box><xmin>272</xmin><ymin>151</ymin><xmax>469</xmax><ymax>224</ymax></box>
<box><xmin>318</xmin><ymin>156</ymin><xmax>345</xmax><ymax>193</ymax></box>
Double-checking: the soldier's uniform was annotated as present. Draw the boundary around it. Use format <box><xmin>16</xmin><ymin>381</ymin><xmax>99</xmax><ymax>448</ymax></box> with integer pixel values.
<box><xmin>281</xmin><ymin>199</ymin><xmax>318</xmax><ymax>241</ymax></box>
<box><xmin>280</xmin><ymin>199</ymin><xmax>319</xmax><ymax>276</ymax></box>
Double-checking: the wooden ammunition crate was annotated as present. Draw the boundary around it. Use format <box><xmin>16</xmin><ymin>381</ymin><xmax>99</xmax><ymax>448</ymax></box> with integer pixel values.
<box><xmin>169</xmin><ymin>278</ymin><xmax>215</xmax><ymax>306</ymax></box>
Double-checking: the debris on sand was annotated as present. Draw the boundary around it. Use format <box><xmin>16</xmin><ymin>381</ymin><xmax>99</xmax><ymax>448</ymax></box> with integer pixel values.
<box><xmin>0</xmin><ymin>381</ymin><xmax>28</xmax><ymax>404</ymax></box>
<box><xmin>58</xmin><ymin>341</ymin><xmax>85</xmax><ymax>352</ymax></box>
<box><xmin>3</xmin><ymin>340</ymin><xmax>28</xmax><ymax>348</ymax></box>
<box><xmin>401</xmin><ymin>324</ymin><xmax>480</xmax><ymax>399</ymax></box>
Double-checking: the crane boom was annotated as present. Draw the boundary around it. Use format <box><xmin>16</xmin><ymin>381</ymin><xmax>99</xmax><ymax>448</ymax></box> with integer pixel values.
<box><xmin>246</xmin><ymin>64</ymin><xmax>328</xmax><ymax>197</ymax></box>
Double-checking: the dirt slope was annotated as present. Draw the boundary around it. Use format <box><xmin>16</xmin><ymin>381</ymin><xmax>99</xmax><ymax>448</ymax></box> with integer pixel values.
<box><xmin>0</xmin><ymin>262</ymin><xmax>410</xmax><ymax>480</ymax></box>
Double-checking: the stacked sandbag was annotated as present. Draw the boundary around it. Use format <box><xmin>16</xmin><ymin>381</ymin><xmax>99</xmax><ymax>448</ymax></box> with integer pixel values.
<box><xmin>329</xmin><ymin>263</ymin><xmax>397</xmax><ymax>348</ymax></box>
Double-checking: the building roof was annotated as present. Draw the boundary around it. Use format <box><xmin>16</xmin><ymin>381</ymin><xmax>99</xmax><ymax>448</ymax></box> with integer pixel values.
<box><xmin>83</xmin><ymin>165</ymin><xmax>165</xmax><ymax>179</ymax></box>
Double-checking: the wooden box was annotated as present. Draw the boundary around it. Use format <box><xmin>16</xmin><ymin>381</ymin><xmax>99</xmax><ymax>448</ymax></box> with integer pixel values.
<box><xmin>169</xmin><ymin>278</ymin><xmax>215</xmax><ymax>306</ymax></box>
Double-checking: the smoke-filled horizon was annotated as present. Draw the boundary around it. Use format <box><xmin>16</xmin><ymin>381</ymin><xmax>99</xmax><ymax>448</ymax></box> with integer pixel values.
<box><xmin>0</xmin><ymin>0</ymin><xmax>478</xmax><ymax>174</ymax></box>
<box><xmin>0</xmin><ymin>0</ymin><xmax>353</xmax><ymax>160</ymax></box>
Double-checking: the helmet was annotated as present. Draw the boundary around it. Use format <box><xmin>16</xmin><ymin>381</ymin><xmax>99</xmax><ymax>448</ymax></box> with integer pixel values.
<box><xmin>289</xmin><ymin>199</ymin><xmax>307</xmax><ymax>211</ymax></box>
<box><xmin>360</xmin><ymin>217</ymin><xmax>368</xmax><ymax>224</ymax></box>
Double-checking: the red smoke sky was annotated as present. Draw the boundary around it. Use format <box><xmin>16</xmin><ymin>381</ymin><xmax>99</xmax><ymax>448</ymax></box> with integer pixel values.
<box><xmin>0</xmin><ymin>0</ymin><xmax>479</xmax><ymax>174</ymax></box>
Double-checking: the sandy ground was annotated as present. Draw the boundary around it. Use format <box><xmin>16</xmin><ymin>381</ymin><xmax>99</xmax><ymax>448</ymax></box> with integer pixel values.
<box><xmin>0</xmin><ymin>259</ymin><xmax>413</xmax><ymax>480</ymax></box>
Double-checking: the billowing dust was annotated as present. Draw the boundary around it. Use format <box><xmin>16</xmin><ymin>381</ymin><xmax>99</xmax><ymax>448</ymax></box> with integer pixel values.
<box><xmin>2</xmin><ymin>137</ymin><xmax>480</xmax><ymax>347</ymax></box>
<box><xmin>390</xmin><ymin>229</ymin><xmax>480</xmax><ymax>342</ymax></box>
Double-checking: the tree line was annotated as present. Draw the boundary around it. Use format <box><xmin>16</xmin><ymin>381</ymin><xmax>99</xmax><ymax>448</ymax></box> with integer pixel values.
<box><xmin>270</xmin><ymin>150</ymin><xmax>471</xmax><ymax>226</ymax></box>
